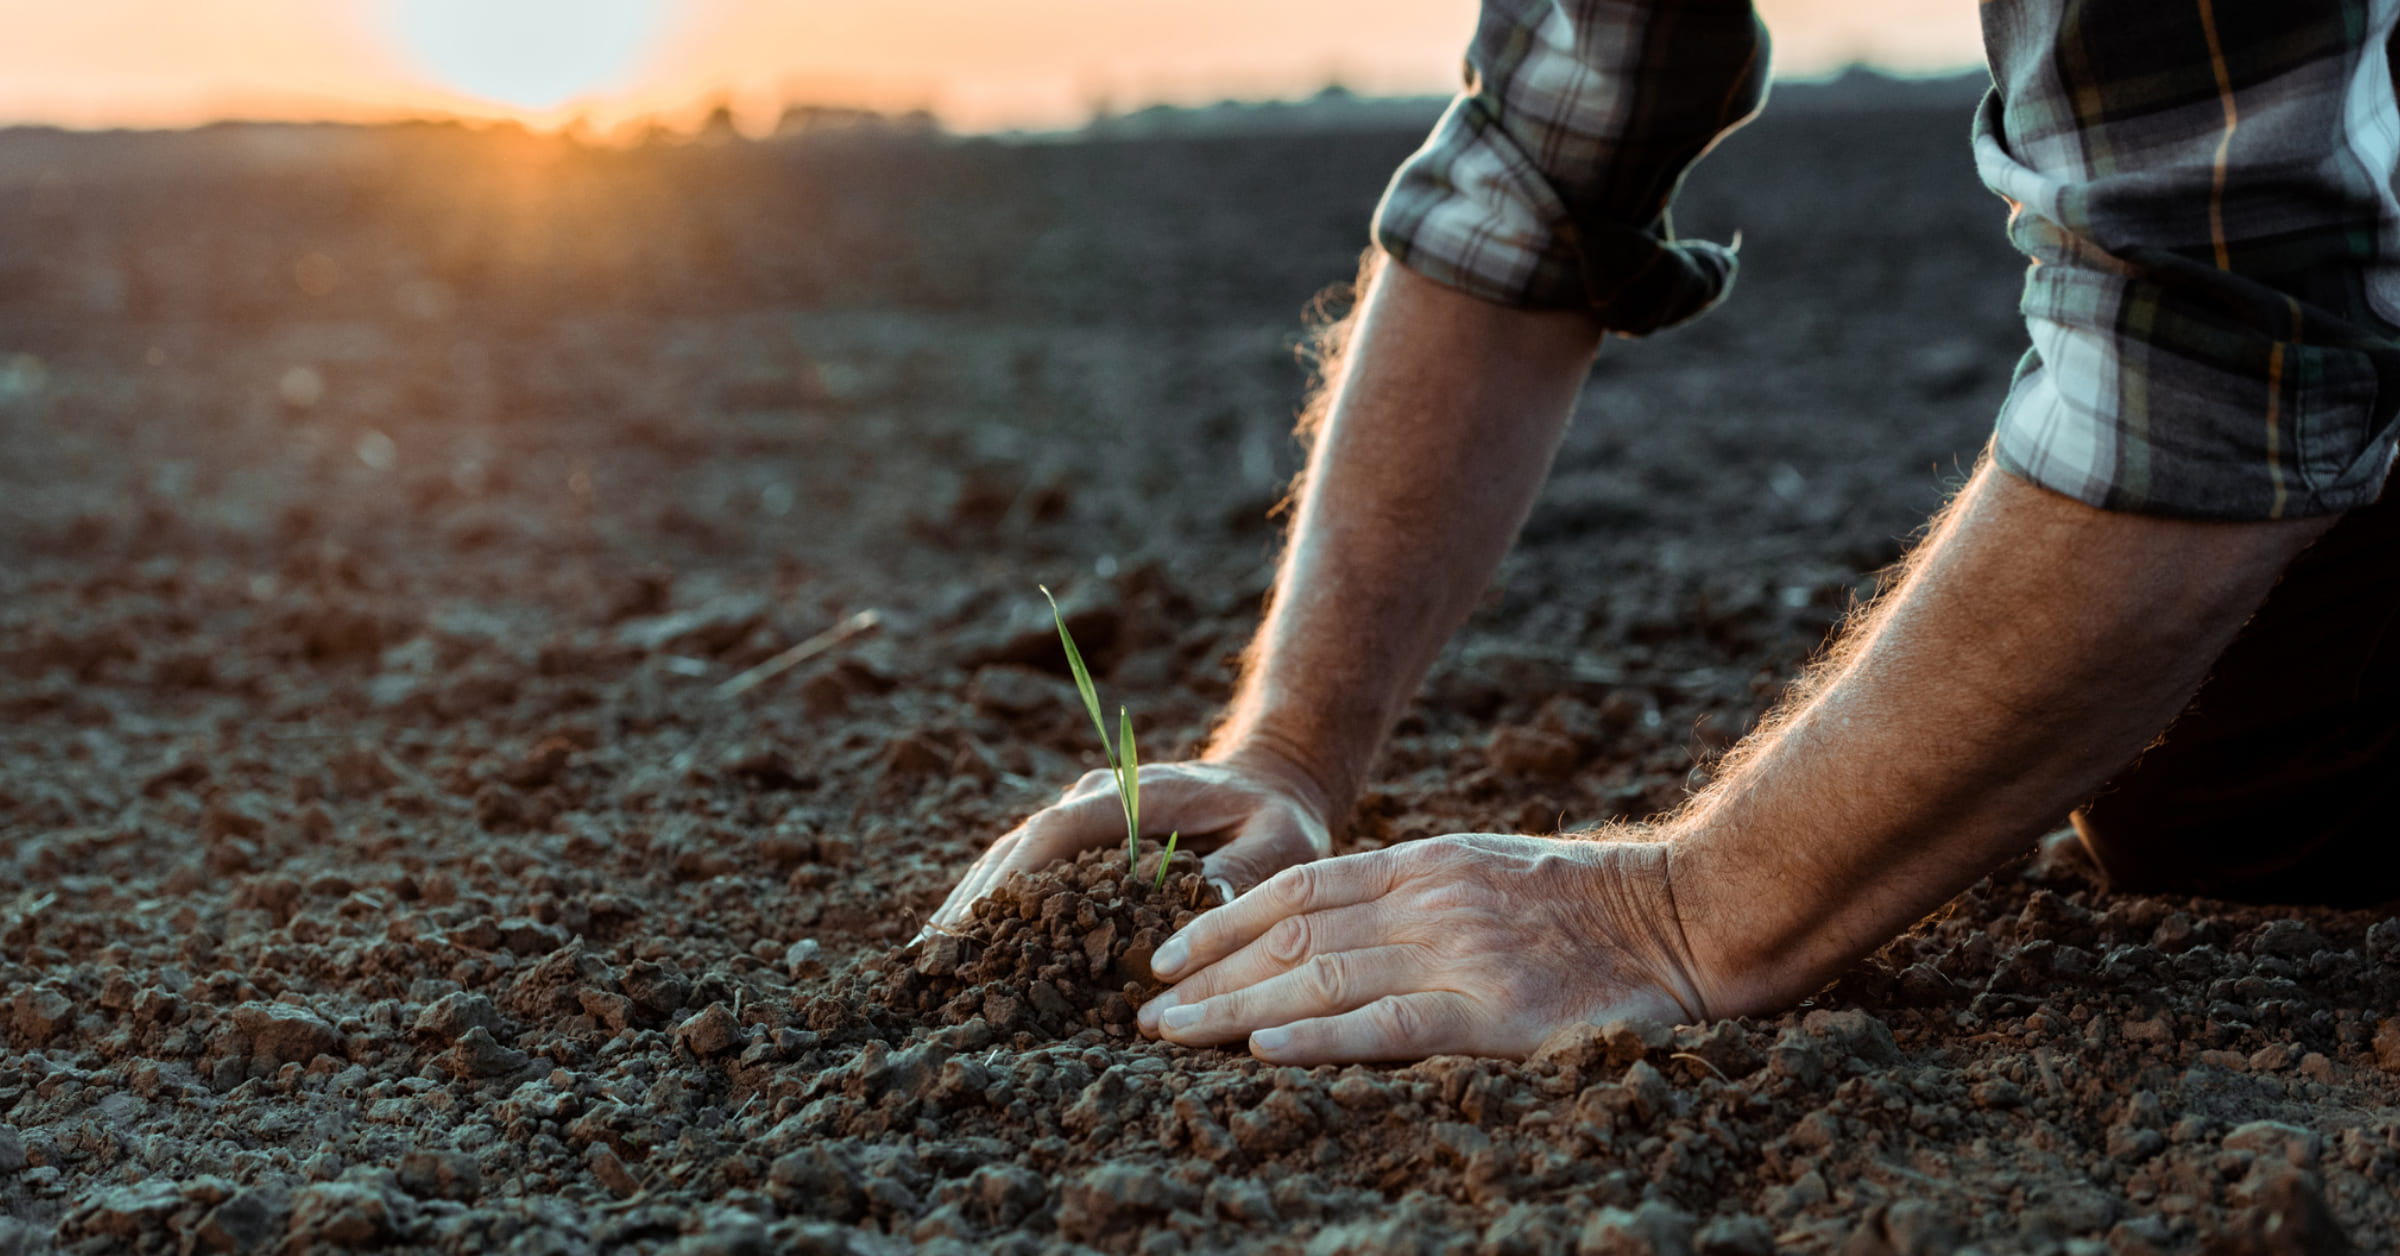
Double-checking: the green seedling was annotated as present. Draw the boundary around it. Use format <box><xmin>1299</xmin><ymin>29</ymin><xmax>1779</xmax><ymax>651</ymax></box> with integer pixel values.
<box><xmin>1042</xmin><ymin>586</ymin><xmax>1176</xmax><ymax>883</ymax></box>
<box><xmin>1154</xmin><ymin>830</ymin><xmax>1180</xmax><ymax>891</ymax></box>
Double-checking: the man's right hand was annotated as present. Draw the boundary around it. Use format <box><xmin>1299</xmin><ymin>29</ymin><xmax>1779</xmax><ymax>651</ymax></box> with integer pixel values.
<box><xmin>925</xmin><ymin>747</ymin><xmax>1336</xmax><ymax>929</ymax></box>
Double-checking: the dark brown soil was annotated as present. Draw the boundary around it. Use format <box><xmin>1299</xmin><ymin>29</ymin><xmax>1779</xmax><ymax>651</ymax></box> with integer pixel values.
<box><xmin>2</xmin><ymin>81</ymin><xmax>2396</xmax><ymax>1255</ymax></box>
<box><xmin>802</xmin><ymin>840</ymin><xmax>1221</xmax><ymax>1047</ymax></box>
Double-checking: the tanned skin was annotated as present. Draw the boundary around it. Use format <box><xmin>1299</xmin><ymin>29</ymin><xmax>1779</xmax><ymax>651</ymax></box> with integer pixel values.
<box><xmin>930</xmin><ymin>258</ymin><xmax>2334</xmax><ymax>1063</ymax></box>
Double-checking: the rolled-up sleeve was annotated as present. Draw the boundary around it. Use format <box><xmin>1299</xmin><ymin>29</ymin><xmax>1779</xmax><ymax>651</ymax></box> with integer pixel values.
<box><xmin>1372</xmin><ymin>0</ymin><xmax>1770</xmax><ymax>335</ymax></box>
<box><xmin>1977</xmin><ymin>0</ymin><xmax>2400</xmax><ymax>519</ymax></box>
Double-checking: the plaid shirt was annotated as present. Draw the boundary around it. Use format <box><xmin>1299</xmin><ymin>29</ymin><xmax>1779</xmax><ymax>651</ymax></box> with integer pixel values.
<box><xmin>1374</xmin><ymin>0</ymin><xmax>2400</xmax><ymax>520</ymax></box>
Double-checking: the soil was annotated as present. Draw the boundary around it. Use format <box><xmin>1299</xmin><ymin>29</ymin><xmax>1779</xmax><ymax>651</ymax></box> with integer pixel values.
<box><xmin>805</xmin><ymin>841</ymin><xmax>1222</xmax><ymax>1047</ymax></box>
<box><xmin>3</xmin><ymin>81</ymin><xmax>2397</xmax><ymax>1254</ymax></box>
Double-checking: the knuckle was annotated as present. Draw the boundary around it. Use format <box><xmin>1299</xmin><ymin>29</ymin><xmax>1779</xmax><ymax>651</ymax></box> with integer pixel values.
<box><xmin>1365</xmin><ymin>995</ymin><xmax>1422</xmax><ymax>1042</ymax></box>
<box><xmin>1297</xmin><ymin>954</ymin><xmax>1348</xmax><ymax>1004</ymax></box>
<box><xmin>1174</xmin><ymin>971</ymin><xmax>1223</xmax><ymax>1006</ymax></box>
<box><xmin>1208</xmin><ymin>987</ymin><xmax>1255</xmax><ymax>1029</ymax></box>
<box><xmin>1263</xmin><ymin>864</ymin><xmax>1316</xmax><ymax>913</ymax></box>
<box><xmin>1395</xmin><ymin>940</ymin><xmax>1447</xmax><ymax>974</ymax></box>
<box><xmin>1414</xmin><ymin>881</ymin><xmax>1475</xmax><ymax>915</ymax></box>
<box><xmin>1423</xmin><ymin>835</ymin><xmax>1476</xmax><ymax>865</ymax></box>
<box><xmin>1343</xmin><ymin>846</ymin><xmax>1389</xmax><ymax>879</ymax></box>
<box><xmin>1392</xmin><ymin>841</ymin><xmax>1451</xmax><ymax>878</ymax></box>
<box><xmin>1263</xmin><ymin>915</ymin><xmax>1313</xmax><ymax>966</ymax></box>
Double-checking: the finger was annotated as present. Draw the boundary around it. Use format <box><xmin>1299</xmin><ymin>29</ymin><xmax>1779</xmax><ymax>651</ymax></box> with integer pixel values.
<box><xmin>1153</xmin><ymin>944</ymin><xmax>1430</xmax><ymax>1047</ymax></box>
<box><xmin>1136</xmin><ymin>899</ymin><xmax>1393</xmax><ymax>1035</ymax></box>
<box><xmin>1248</xmin><ymin>992</ymin><xmax>1485</xmax><ymax>1065</ymax></box>
<box><xmin>1150</xmin><ymin>850</ymin><xmax>1405</xmax><ymax>981</ymax></box>
<box><xmin>927</xmin><ymin>818</ymin><xmax>1028</xmax><ymax>928</ymax></box>
<box><xmin>1121</xmin><ymin>764</ymin><xmax>1298</xmax><ymax>846</ymax></box>
<box><xmin>1030</xmin><ymin>765</ymin><xmax>1258</xmax><ymax>860</ymax></box>
<box><xmin>1197</xmin><ymin>816</ymin><xmax>1323</xmax><ymax>898</ymax></box>
<box><xmin>1008</xmin><ymin>790</ymin><xmax>1139</xmax><ymax>868</ymax></box>
<box><xmin>926</xmin><ymin>831</ymin><xmax>1019</xmax><ymax>929</ymax></box>
<box><xmin>928</xmin><ymin>790</ymin><xmax>1128</xmax><ymax>929</ymax></box>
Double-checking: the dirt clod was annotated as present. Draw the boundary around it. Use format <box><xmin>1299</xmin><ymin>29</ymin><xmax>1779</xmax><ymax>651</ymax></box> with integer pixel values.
<box><xmin>674</xmin><ymin>1001</ymin><xmax>746</xmax><ymax>1056</ymax></box>
<box><xmin>228</xmin><ymin>1002</ymin><xmax>343</xmax><ymax>1064</ymax></box>
<box><xmin>1579</xmin><ymin>1200</ymin><xmax>1698</xmax><ymax>1256</ymax></box>
<box><xmin>440</xmin><ymin>1026</ymin><xmax>529</xmax><ymax>1078</ymax></box>
<box><xmin>413</xmin><ymin>991</ymin><xmax>505</xmax><ymax>1042</ymax></box>
<box><xmin>395</xmin><ymin>1150</ymin><xmax>482</xmax><ymax>1202</ymax></box>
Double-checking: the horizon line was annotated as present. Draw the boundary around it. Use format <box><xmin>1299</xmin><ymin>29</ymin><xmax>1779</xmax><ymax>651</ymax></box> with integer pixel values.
<box><xmin>0</xmin><ymin>63</ymin><xmax>1990</xmax><ymax>144</ymax></box>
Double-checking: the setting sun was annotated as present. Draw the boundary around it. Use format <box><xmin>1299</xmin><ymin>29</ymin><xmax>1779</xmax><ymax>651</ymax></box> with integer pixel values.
<box><xmin>383</xmin><ymin>0</ymin><xmax>676</xmax><ymax>111</ymax></box>
<box><xmin>0</xmin><ymin>0</ymin><xmax>1984</xmax><ymax>134</ymax></box>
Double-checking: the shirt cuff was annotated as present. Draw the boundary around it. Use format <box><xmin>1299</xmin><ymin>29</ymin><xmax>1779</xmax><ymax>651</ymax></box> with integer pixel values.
<box><xmin>1371</xmin><ymin>95</ymin><xmax>1744</xmax><ymax>335</ymax></box>
<box><xmin>1991</xmin><ymin>267</ymin><xmax>2400</xmax><ymax>520</ymax></box>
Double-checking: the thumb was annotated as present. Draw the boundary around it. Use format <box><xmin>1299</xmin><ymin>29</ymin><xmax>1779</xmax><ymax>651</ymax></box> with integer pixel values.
<box><xmin>1011</xmin><ymin>789</ymin><xmax>1142</xmax><ymax>872</ymax></box>
<box><xmin>1198</xmin><ymin>816</ymin><xmax>1322</xmax><ymax>902</ymax></box>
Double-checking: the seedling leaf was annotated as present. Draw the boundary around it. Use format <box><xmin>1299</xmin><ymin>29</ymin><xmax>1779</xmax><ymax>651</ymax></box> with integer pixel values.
<box><xmin>1119</xmin><ymin>706</ymin><xmax>1141</xmax><ymax>871</ymax></box>
<box><xmin>1042</xmin><ymin>585</ymin><xmax>1145</xmax><ymax>876</ymax></box>
<box><xmin>1042</xmin><ymin>586</ymin><xmax>1113</xmax><ymax>767</ymax></box>
<box><xmin>1153</xmin><ymin>830</ymin><xmax>1180</xmax><ymax>890</ymax></box>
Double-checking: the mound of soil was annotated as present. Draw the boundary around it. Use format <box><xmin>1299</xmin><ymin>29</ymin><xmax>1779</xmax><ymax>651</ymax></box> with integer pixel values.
<box><xmin>803</xmin><ymin>841</ymin><xmax>1223</xmax><ymax>1045</ymax></box>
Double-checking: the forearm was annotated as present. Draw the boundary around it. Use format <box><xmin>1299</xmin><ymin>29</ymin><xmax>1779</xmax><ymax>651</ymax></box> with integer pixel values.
<box><xmin>1670</xmin><ymin>460</ymin><xmax>2334</xmax><ymax>1014</ymax></box>
<box><xmin>1210</xmin><ymin>259</ymin><xmax>1604</xmax><ymax>824</ymax></box>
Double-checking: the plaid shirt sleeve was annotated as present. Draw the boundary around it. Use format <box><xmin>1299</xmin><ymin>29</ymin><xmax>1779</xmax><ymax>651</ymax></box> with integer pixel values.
<box><xmin>1371</xmin><ymin>0</ymin><xmax>1770</xmax><ymax>334</ymax></box>
<box><xmin>1977</xmin><ymin>0</ymin><xmax>2400</xmax><ymax>519</ymax></box>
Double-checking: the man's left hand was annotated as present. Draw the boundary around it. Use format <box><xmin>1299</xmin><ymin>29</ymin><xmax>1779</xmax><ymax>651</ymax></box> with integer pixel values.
<box><xmin>1135</xmin><ymin>833</ymin><xmax>1718</xmax><ymax>1062</ymax></box>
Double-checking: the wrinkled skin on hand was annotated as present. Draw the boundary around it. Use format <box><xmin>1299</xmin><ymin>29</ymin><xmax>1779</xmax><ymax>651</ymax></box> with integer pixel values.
<box><xmin>927</xmin><ymin>750</ymin><xmax>1332</xmax><ymax>930</ymax></box>
<box><xmin>1135</xmin><ymin>833</ymin><xmax>1713</xmax><ymax>1063</ymax></box>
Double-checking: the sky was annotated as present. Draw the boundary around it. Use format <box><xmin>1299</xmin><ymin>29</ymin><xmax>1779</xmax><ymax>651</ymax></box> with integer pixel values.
<box><xmin>0</xmin><ymin>0</ymin><xmax>1986</xmax><ymax>135</ymax></box>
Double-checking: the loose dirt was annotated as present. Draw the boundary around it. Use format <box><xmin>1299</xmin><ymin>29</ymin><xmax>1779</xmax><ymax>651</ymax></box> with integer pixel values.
<box><xmin>2</xmin><ymin>83</ymin><xmax>2395</xmax><ymax>1254</ymax></box>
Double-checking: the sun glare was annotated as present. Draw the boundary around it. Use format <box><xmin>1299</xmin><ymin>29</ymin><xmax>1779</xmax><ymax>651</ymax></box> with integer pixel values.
<box><xmin>384</xmin><ymin>0</ymin><xmax>674</xmax><ymax>112</ymax></box>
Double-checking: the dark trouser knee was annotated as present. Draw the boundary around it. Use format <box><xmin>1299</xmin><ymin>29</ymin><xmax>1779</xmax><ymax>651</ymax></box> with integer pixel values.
<box><xmin>2072</xmin><ymin>481</ymin><xmax>2400</xmax><ymax>908</ymax></box>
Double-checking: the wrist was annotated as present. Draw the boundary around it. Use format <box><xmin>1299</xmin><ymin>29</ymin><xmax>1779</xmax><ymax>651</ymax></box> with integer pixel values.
<box><xmin>1206</xmin><ymin>727</ymin><xmax>1352</xmax><ymax>843</ymax></box>
<box><xmin>1660</xmin><ymin>819</ymin><xmax>1854</xmax><ymax>1018</ymax></box>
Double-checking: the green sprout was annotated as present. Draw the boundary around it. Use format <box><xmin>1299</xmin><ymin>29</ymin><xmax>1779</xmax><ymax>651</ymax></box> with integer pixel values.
<box><xmin>1154</xmin><ymin>830</ymin><xmax>1180</xmax><ymax>891</ymax></box>
<box><xmin>1043</xmin><ymin>585</ymin><xmax>1176</xmax><ymax>883</ymax></box>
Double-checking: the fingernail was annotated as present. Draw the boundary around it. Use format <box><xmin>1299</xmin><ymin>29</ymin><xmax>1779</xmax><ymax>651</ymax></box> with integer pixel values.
<box><xmin>1150</xmin><ymin>936</ymin><xmax>1189</xmax><ymax>978</ymax></box>
<box><xmin>1208</xmin><ymin>877</ymin><xmax>1237</xmax><ymax>905</ymax></box>
<box><xmin>1137</xmin><ymin>989</ymin><xmax>1177</xmax><ymax>1033</ymax></box>
<box><xmin>1161</xmin><ymin>1002</ymin><xmax>1203</xmax><ymax>1032</ymax></box>
<box><xmin>1250</xmin><ymin>1026</ymin><xmax>1291</xmax><ymax>1053</ymax></box>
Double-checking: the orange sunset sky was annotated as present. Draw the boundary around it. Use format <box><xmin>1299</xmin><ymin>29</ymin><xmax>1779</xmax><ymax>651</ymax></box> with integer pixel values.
<box><xmin>0</xmin><ymin>0</ymin><xmax>1985</xmax><ymax>135</ymax></box>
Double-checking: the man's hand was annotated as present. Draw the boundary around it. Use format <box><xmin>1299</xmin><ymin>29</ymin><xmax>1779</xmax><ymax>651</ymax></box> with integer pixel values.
<box><xmin>1126</xmin><ymin>458</ymin><xmax>2335</xmax><ymax>1065</ymax></box>
<box><xmin>926</xmin><ymin>748</ymin><xmax>1333</xmax><ymax>929</ymax></box>
<box><xmin>931</xmin><ymin>260</ymin><xmax>1601</xmax><ymax>931</ymax></box>
<box><xmin>1135</xmin><ymin>834</ymin><xmax>1710</xmax><ymax>1062</ymax></box>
